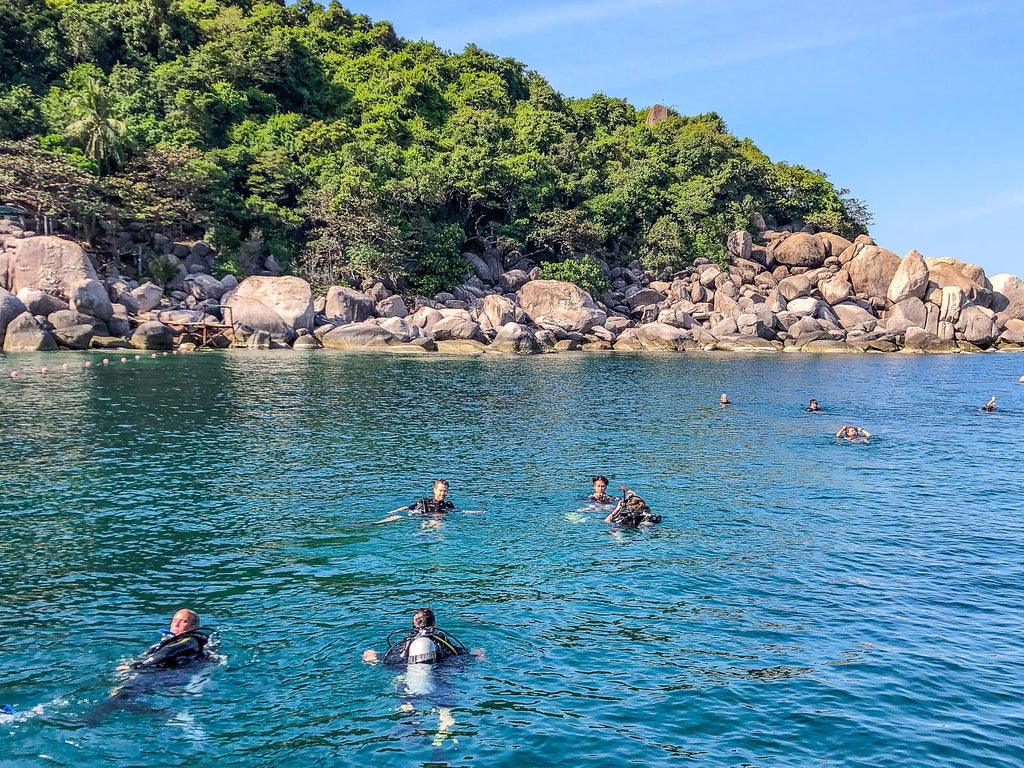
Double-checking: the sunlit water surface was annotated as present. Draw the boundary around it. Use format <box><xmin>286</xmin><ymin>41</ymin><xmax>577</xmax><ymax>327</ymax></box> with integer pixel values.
<box><xmin>1</xmin><ymin>350</ymin><xmax>1021</xmax><ymax>767</ymax></box>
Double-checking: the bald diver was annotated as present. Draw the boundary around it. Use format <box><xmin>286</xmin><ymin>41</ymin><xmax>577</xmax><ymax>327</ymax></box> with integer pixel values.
<box><xmin>605</xmin><ymin>488</ymin><xmax>661</xmax><ymax>528</ymax></box>
<box><xmin>82</xmin><ymin>609</ymin><xmax>219</xmax><ymax>726</ymax></box>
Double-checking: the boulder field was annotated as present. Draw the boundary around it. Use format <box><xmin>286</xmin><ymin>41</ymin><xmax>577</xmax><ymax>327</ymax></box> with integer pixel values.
<box><xmin>2</xmin><ymin>226</ymin><xmax>1023</xmax><ymax>355</ymax></box>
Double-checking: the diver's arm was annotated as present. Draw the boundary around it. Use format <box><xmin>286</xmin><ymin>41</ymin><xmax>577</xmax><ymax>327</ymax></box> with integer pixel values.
<box><xmin>836</xmin><ymin>427</ymin><xmax>846</xmax><ymax>438</ymax></box>
<box><xmin>859</xmin><ymin>428</ymin><xmax>871</xmax><ymax>437</ymax></box>
<box><xmin>372</xmin><ymin>515</ymin><xmax>403</xmax><ymax>524</ymax></box>
<box><xmin>373</xmin><ymin>503</ymin><xmax>414</xmax><ymax>523</ymax></box>
<box><xmin>605</xmin><ymin>499</ymin><xmax>623</xmax><ymax>523</ymax></box>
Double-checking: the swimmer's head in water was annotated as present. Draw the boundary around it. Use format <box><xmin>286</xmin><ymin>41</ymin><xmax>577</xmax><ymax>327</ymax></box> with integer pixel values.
<box><xmin>592</xmin><ymin>475</ymin><xmax>609</xmax><ymax>494</ymax></box>
<box><xmin>809</xmin><ymin>399</ymin><xmax>818</xmax><ymax>407</ymax></box>
<box><xmin>170</xmin><ymin>609</ymin><xmax>199</xmax><ymax>636</ymax></box>
<box><xmin>720</xmin><ymin>393</ymin><xmax>729</xmax><ymax>404</ymax></box>
<box><xmin>432</xmin><ymin>480</ymin><xmax>449</xmax><ymax>501</ymax></box>
<box><xmin>413</xmin><ymin>607</ymin><xmax>436</xmax><ymax>630</ymax></box>
<box><xmin>844</xmin><ymin>426</ymin><xmax>857</xmax><ymax>437</ymax></box>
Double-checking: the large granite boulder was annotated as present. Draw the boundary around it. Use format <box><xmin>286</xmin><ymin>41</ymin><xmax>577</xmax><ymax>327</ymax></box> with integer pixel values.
<box><xmin>69</xmin><ymin>279</ymin><xmax>113</xmax><ymax>322</ymax></box>
<box><xmin>713</xmin><ymin>291</ymin><xmax>742</xmax><ymax>318</ymax></box>
<box><xmin>635</xmin><ymin>321</ymin><xmax>694</xmax><ymax>351</ymax></box>
<box><xmin>229</xmin><ymin>276</ymin><xmax>313</xmax><ymax>332</ymax></box>
<box><xmin>3</xmin><ymin>311</ymin><xmax>57</xmax><ymax>351</ymax></box>
<box><xmin>939</xmin><ymin>287</ymin><xmax>967</xmax><ymax>324</ymax></box>
<box><xmin>185</xmin><ymin>273</ymin><xmax>226</xmax><ymax>301</ymax></box>
<box><xmin>516</xmin><ymin>280</ymin><xmax>606</xmax><ymax>334</ymax></box>
<box><xmin>499</xmin><ymin>269</ymin><xmax>531</xmax><ymax>293</ymax></box>
<box><xmin>49</xmin><ymin>309</ymin><xmax>108</xmax><ymax>336</ymax></box>
<box><xmin>324</xmin><ymin>286</ymin><xmax>375</xmax><ymax>324</ymax></box>
<box><xmin>16</xmin><ymin>288</ymin><xmax>68</xmax><ymax>316</ymax></box>
<box><xmin>815</xmin><ymin>233</ymin><xmax>854</xmax><ymax>258</ymax></box>
<box><xmin>777</xmin><ymin>273</ymin><xmax>815</xmax><ymax>301</ymax></box>
<box><xmin>227</xmin><ymin>297</ymin><xmax>296</xmax><ymax>344</ymax></box>
<box><xmin>903</xmin><ymin>326</ymin><xmax>960</xmax><ymax>353</ymax></box>
<box><xmin>409</xmin><ymin>306</ymin><xmax>444</xmax><ymax>334</ymax></box>
<box><xmin>0</xmin><ymin>236</ymin><xmax>97</xmax><ymax>299</ymax></box>
<box><xmin>464</xmin><ymin>252</ymin><xmax>501</xmax><ymax>284</ymax></box>
<box><xmin>887</xmin><ymin>250</ymin><xmax>930</xmax><ymax>303</ymax></box>
<box><xmin>832</xmin><ymin>301</ymin><xmax>878</xmax><ymax>330</ymax></box>
<box><xmin>482</xmin><ymin>294</ymin><xmax>526</xmax><ymax>329</ymax></box>
<box><xmin>727</xmin><ymin>230</ymin><xmax>752</xmax><ymax>261</ymax></box>
<box><xmin>886</xmin><ymin>297</ymin><xmax>928</xmax><ymax>334</ymax></box>
<box><xmin>378</xmin><ymin>317</ymin><xmax>423</xmax><ymax>343</ymax></box>
<box><xmin>321</xmin><ymin>321</ymin><xmax>400</xmax><ymax>349</ymax></box>
<box><xmin>771</xmin><ymin>233</ymin><xmax>826</xmax><ymax>268</ymax></box>
<box><xmin>847</xmin><ymin>246</ymin><xmax>902</xmax><ymax>301</ymax></box>
<box><xmin>989</xmin><ymin>274</ymin><xmax>1024</xmax><ymax>313</ymax></box>
<box><xmin>376</xmin><ymin>295</ymin><xmax>409</xmax><ymax>319</ymax></box>
<box><xmin>131</xmin><ymin>282</ymin><xmax>164</xmax><ymax>312</ymax></box>
<box><xmin>53</xmin><ymin>324</ymin><xmax>96</xmax><ymax>350</ymax></box>
<box><xmin>491</xmin><ymin>322</ymin><xmax>541</xmax><ymax>354</ymax></box>
<box><xmin>430</xmin><ymin>316</ymin><xmax>484</xmax><ymax>342</ymax></box>
<box><xmin>925</xmin><ymin>260</ymin><xmax>992</xmax><ymax>307</ymax></box>
<box><xmin>955</xmin><ymin>305</ymin><xmax>999</xmax><ymax>346</ymax></box>
<box><xmin>0</xmin><ymin>287</ymin><xmax>28</xmax><ymax>343</ymax></box>
<box><xmin>818</xmin><ymin>273</ymin><xmax>854</xmax><ymax>305</ymax></box>
<box><xmin>130</xmin><ymin>320</ymin><xmax>175</xmax><ymax>350</ymax></box>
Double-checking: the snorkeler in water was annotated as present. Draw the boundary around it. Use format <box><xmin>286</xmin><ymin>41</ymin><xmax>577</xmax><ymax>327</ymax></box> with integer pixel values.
<box><xmin>805</xmin><ymin>398</ymin><xmax>823</xmax><ymax>412</ymax></box>
<box><xmin>981</xmin><ymin>396</ymin><xmax>996</xmax><ymax>412</ymax></box>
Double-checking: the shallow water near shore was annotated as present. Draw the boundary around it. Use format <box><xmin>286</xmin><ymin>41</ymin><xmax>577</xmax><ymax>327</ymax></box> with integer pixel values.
<box><xmin>1</xmin><ymin>349</ymin><xmax>1022</xmax><ymax>767</ymax></box>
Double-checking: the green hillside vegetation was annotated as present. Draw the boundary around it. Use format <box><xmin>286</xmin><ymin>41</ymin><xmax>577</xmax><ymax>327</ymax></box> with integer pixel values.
<box><xmin>0</xmin><ymin>0</ymin><xmax>869</xmax><ymax>293</ymax></box>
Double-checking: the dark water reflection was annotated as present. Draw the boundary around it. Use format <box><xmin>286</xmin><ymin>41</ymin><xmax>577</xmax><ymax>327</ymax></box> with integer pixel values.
<box><xmin>1</xmin><ymin>350</ymin><xmax>1022</xmax><ymax>767</ymax></box>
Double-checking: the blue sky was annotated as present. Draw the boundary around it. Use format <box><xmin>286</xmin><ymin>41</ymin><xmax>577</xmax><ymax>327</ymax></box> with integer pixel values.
<box><xmin>347</xmin><ymin>0</ymin><xmax>1023</xmax><ymax>279</ymax></box>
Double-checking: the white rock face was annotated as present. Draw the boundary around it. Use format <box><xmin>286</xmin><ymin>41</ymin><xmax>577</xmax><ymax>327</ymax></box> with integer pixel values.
<box><xmin>516</xmin><ymin>280</ymin><xmax>606</xmax><ymax>334</ymax></box>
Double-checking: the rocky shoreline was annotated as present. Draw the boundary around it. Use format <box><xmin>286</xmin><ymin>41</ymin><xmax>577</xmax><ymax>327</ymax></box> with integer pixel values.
<box><xmin>2</xmin><ymin>223</ymin><xmax>1023</xmax><ymax>356</ymax></box>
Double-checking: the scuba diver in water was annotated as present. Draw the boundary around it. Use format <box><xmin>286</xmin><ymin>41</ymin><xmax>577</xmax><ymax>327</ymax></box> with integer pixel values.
<box><xmin>981</xmin><ymin>395</ymin><xmax>996</xmax><ymax>412</ymax></box>
<box><xmin>836</xmin><ymin>425</ymin><xmax>871</xmax><ymax>442</ymax></box>
<box><xmin>374</xmin><ymin>480</ymin><xmax>482</xmax><ymax>524</ymax></box>
<box><xmin>805</xmin><ymin>398</ymin><xmax>824</xmax><ymax>412</ymax></box>
<box><xmin>83</xmin><ymin>609</ymin><xmax>218</xmax><ymax>726</ymax></box>
<box><xmin>362</xmin><ymin>608</ymin><xmax>467</xmax><ymax>666</ymax></box>
<box><xmin>362</xmin><ymin>608</ymin><xmax>481</xmax><ymax>750</ymax></box>
<box><xmin>588</xmin><ymin>475</ymin><xmax>616</xmax><ymax>504</ymax></box>
<box><xmin>116</xmin><ymin>609</ymin><xmax>214</xmax><ymax>671</ymax></box>
<box><xmin>605</xmin><ymin>489</ymin><xmax>661</xmax><ymax>527</ymax></box>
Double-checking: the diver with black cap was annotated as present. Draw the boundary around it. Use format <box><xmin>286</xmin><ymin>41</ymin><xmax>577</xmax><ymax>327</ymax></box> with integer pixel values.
<box><xmin>605</xmin><ymin>488</ymin><xmax>662</xmax><ymax>527</ymax></box>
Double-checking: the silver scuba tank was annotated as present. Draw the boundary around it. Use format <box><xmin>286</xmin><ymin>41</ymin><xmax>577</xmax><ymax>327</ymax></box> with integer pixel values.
<box><xmin>407</xmin><ymin>633</ymin><xmax>439</xmax><ymax>664</ymax></box>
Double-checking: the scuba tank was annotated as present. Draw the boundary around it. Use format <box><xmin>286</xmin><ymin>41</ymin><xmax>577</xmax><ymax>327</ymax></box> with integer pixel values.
<box><xmin>406</xmin><ymin>632</ymin><xmax>440</xmax><ymax>664</ymax></box>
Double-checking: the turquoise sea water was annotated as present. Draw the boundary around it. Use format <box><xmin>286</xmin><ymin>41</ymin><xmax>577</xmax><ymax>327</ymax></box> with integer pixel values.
<box><xmin>1</xmin><ymin>350</ymin><xmax>1022</xmax><ymax>767</ymax></box>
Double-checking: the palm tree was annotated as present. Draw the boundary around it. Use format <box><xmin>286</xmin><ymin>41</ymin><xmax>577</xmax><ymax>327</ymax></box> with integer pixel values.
<box><xmin>64</xmin><ymin>75</ymin><xmax>126</xmax><ymax>175</ymax></box>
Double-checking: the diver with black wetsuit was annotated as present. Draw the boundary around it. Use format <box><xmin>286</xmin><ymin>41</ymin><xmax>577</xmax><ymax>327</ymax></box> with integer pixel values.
<box><xmin>363</xmin><ymin>607</ymin><xmax>467</xmax><ymax>666</ymax></box>
<box><xmin>82</xmin><ymin>609</ymin><xmax>218</xmax><ymax>726</ymax></box>
<box><xmin>605</xmin><ymin>489</ymin><xmax>662</xmax><ymax>527</ymax></box>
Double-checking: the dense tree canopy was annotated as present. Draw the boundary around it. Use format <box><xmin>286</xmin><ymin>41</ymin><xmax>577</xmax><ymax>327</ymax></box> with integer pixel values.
<box><xmin>0</xmin><ymin>0</ymin><xmax>869</xmax><ymax>291</ymax></box>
